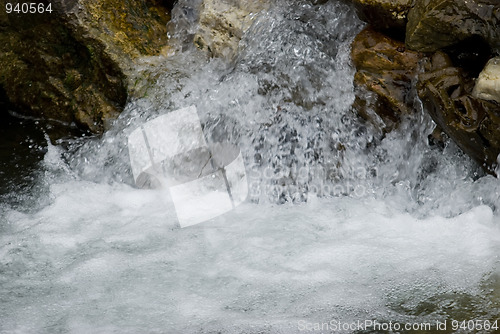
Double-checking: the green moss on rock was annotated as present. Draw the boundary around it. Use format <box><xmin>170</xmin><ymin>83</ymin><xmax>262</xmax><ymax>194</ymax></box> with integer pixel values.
<box><xmin>0</xmin><ymin>0</ymin><xmax>171</xmax><ymax>133</ymax></box>
<box><xmin>406</xmin><ymin>0</ymin><xmax>500</xmax><ymax>53</ymax></box>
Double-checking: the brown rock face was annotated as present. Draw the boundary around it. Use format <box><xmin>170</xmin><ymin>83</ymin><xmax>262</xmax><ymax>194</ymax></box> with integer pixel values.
<box><xmin>351</xmin><ymin>28</ymin><xmax>423</xmax><ymax>132</ymax></box>
<box><xmin>0</xmin><ymin>0</ymin><xmax>171</xmax><ymax>133</ymax></box>
<box><xmin>417</xmin><ymin>52</ymin><xmax>500</xmax><ymax>171</ymax></box>
<box><xmin>351</xmin><ymin>0</ymin><xmax>413</xmax><ymax>34</ymax></box>
<box><xmin>350</xmin><ymin>0</ymin><xmax>500</xmax><ymax>171</ymax></box>
<box><xmin>406</xmin><ymin>0</ymin><xmax>500</xmax><ymax>53</ymax></box>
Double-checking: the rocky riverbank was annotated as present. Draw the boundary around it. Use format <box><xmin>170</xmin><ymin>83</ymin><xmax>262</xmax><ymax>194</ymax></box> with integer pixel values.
<box><xmin>351</xmin><ymin>0</ymin><xmax>500</xmax><ymax>172</ymax></box>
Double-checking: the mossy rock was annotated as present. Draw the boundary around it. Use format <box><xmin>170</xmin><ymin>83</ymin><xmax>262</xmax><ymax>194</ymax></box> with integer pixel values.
<box><xmin>406</xmin><ymin>0</ymin><xmax>500</xmax><ymax>53</ymax></box>
<box><xmin>351</xmin><ymin>0</ymin><xmax>413</xmax><ymax>35</ymax></box>
<box><xmin>0</xmin><ymin>0</ymin><xmax>171</xmax><ymax>133</ymax></box>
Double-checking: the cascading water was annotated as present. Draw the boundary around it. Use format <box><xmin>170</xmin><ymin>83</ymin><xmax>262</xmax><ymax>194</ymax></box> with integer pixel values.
<box><xmin>2</xmin><ymin>1</ymin><xmax>500</xmax><ymax>333</ymax></box>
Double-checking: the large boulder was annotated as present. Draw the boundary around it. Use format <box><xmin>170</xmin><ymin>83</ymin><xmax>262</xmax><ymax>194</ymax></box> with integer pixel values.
<box><xmin>417</xmin><ymin>52</ymin><xmax>500</xmax><ymax>171</ymax></box>
<box><xmin>351</xmin><ymin>28</ymin><xmax>423</xmax><ymax>132</ymax></box>
<box><xmin>473</xmin><ymin>57</ymin><xmax>500</xmax><ymax>104</ymax></box>
<box><xmin>350</xmin><ymin>0</ymin><xmax>413</xmax><ymax>34</ymax></box>
<box><xmin>193</xmin><ymin>0</ymin><xmax>269</xmax><ymax>59</ymax></box>
<box><xmin>0</xmin><ymin>0</ymin><xmax>171</xmax><ymax>133</ymax></box>
<box><xmin>406</xmin><ymin>0</ymin><xmax>500</xmax><ymax>53</ymax></box>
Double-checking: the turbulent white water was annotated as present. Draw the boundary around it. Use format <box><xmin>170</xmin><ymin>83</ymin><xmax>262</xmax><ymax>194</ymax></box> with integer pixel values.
<box><xmin>2</xmin><ymin>1</ymin><xmax>500</xmax><ymax>333</ymax></box>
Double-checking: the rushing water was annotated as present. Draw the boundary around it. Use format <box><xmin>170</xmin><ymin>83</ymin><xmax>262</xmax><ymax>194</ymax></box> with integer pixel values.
<box><xmin>2</xmin><ymin>1</ymin><xmax>500</xmax><ymax>333</ymax></box>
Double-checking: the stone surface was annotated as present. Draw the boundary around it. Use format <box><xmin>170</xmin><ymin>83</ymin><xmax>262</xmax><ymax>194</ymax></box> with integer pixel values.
<box><xmin>194</xmin><ymin>0</ymin><xmax>269</xmax><ymax>59</ymax></box>
<box><xmin>406</xmin><ymin>0</ymin><xmax>500</xmax><ymax>53</ymax></box>
<box><xmin>473</xmin><ymin>57</ymin><xmax>500</xmax><ymax>104</ymax></box>
<box><xmin>0</xmin><ymin>0</ymin><xmax>171</xmax><ymax>133</ymax></box>
<box><xmin>351</xmin><ymin>0</ymin><xmax>413</xmax><ymax>33</ymax></box>
<box><xmin>351</xmin><ymin>28</ymin><xmax>423</xmax><ymax>132</ymax></box>
<box><xmin>417</xmin><ymin>52</ymin><xmax>500</xmax><ymax>171</ymax></box>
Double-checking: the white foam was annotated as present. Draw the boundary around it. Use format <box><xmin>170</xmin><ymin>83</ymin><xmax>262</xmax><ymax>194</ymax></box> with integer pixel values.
<box><xmin>1</xmin><ymin>183</ymin><xmax>500</xmax><ymax>332</ymax></box>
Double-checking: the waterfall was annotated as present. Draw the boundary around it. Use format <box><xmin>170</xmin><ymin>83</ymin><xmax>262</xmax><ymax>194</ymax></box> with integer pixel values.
<box><xmin>1</xmin><ymin>1</ymin><xmax>500</xmax><ymax>333</ymax></box>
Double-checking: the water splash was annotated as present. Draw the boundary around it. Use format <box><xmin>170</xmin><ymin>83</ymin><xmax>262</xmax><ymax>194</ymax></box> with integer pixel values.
<box><xmin>2</xmin><ymin>1</ymin><xmax>500</xmax><ymax>333</ymax></box>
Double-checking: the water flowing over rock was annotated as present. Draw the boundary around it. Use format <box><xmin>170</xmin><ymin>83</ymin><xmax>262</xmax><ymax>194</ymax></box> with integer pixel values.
<box><xmin>351</xmin><ymin>0</ymin><xmax>412</xmax><ymax>34</ymax></box>
<box><xmin>351</xmin><ymin>28</ymin><xmax>422</xmax><ymax>133</ymax></box>
<box><xmin>473</xmin><ymin>57</ymin><xmax>500</xmax><ymax>104</ymax></box>
<box><xmin>193</xmin><ymin>0</ymin><xmax>270</xmax><ymax>59</ymax></box>
<box><xmin>0</xmin><ymin>0</ymin><xmax>171</xmax><ymax>132</ymax></box>
<box><xmin>406</xmin><ymin>0</ymin><xmax>500</xmax><ymax>53</ymax></box>
<box><xmin>417</xmin><ymin>52</ymin><xmax>500</xmax><ymax>171</ymax></box>
<box><xmin>4</xmin><ymin>1</ymin><xmax>500</xmax><ymax>331</ymax></box>
<box><xmin>350</xmin><ymin>0</ymin><xmax>500</xmax><ymax>170</ymax></box>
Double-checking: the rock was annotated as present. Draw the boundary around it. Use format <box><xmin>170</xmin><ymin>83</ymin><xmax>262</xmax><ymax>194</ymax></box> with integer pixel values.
<box><xmin>350</xmin><ymin>0</ymin><xmax>413</xmax><ymax>34</ymax></box>
<box><xmin>406</xmin><ymin>0</ymin><xmax>500</xmax><ymax>53</ymax></box>
<box><xmin>473</xmin><ymin>57</ymin><xmax>500</xmax><ymax>104</ymax></box>
<box><xmin>0</xmin><ymin>0</ymin><xmax>171</xmax><ymax>133</ymax></box>
<box><xmin>194</xmin><ymin>0</ymin><xmax>269</xmax><ymax>59</ymax></box>
<box><xmin>417</xmin><ymin>52</ymin><xmax>500</xmax><ymax>171</ymax></box>
<box><xmin>351</xmin><ymin>28</ymin><xmax>423</xmax><ymax>132</ymax></box>
<box><xmin>69</xmin><ymin>0</ymin><xmax>171</xmax><ymax>64</ymax></box>
<box><xmin>440</xmin><ymin>37</ymin><xmax>492</xmax><ymax>78</ymax></box>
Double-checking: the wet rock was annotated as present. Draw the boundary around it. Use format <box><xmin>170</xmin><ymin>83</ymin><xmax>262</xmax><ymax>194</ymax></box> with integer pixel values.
<box><xmin>473</xmin><ymin>57</ymin><xmax>500</xmax><ymax>104</ymax></box>
<box><xmin>0</xmin><ymin>0</ymin><xmax>171</xmax><ymax>133</ymax></box>
<box><xmin>427</xmin><ymin>125</ymin><xmax>447</xmax><ymax>149</ymax></box>
<box><xmin>417</xmin><ymin>52</ymin><xmax>500</xmax><ymax>171</ymax></box>
<box><xmin>406</xmin><ymin>0</ymin><xmax>500</xmax><ymax>53</ymax></box>
<box><xmin>351</xmin><ymin>28</ymin><xmax>423</xmax><ymax>132</ymax></box>
<box><xmin>351</xmin><ymin>0</ymin><xmax>413</xmax><ymax>35</ymax></box>
<box><xmin>194</xmin><ymin>0</ymin><xmax>269</xmax><ymax>59</ymax></box>
<box><xmin>441</xmin><ymin>36</ymin><xmax>492</xmax><ymax>78</ymax></box>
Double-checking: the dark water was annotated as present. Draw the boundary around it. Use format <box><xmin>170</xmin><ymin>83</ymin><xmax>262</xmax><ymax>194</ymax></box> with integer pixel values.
<box><xmin>0</xmin><ymin>90</ymin><xmax>90</xmax><ymax>210</ymax></box>
<box><xmin>0</xmin><ymin>96</ymin><xmax>46</xmax><ymax>207</ymax></box>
